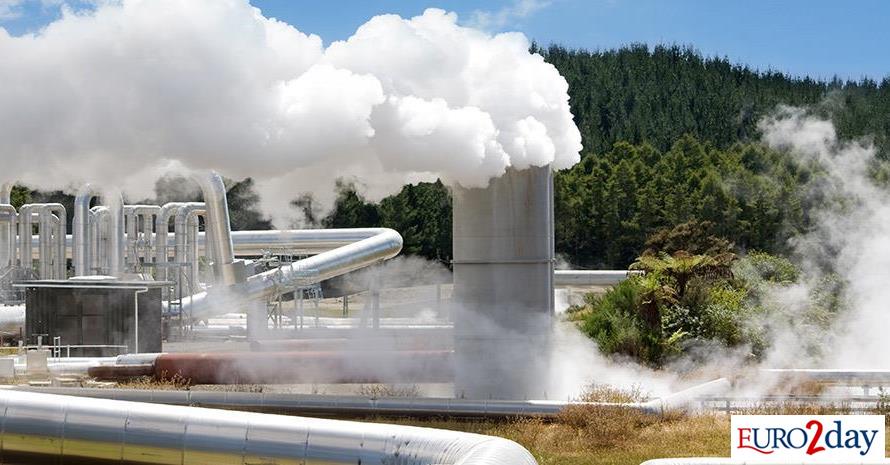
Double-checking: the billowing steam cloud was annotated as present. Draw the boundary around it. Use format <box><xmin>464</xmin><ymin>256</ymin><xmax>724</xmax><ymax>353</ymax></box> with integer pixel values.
<box><xmin>0</xmin><ymin>0</ymin><xmax>581</xmax><ymax>222</ymax></box>
<box><xmin>759</xmin><ymin>106</ymin><xmax>887</xmax><ymax>370</ymax></box>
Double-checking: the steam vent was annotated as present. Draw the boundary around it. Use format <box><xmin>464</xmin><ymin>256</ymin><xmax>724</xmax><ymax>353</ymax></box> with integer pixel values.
<box><xmin>452</xmin><ymin>166</ymin><xmax>555</xmax><ymax>399</ymax></box>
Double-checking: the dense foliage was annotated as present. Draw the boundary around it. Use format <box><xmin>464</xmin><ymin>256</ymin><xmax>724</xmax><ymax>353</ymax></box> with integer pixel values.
<box><xmin>538</xmin><ymin>43</ymin><xmax>890</xmax><ymax>158</ymax></box>
<box><xmin>569</xmin><ymin>242</ymin><xmax>841</xmax><ymax>367</ymax></box>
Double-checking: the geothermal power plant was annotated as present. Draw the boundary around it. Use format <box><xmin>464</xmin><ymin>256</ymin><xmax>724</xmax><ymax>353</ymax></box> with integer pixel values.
<box><xmin>0</xmin><ymin>166</ymin><xmax>681</xmax><ymax>464</ymax></box>
<box><xmin>0</xmin><ymin>168</ymin><xmax>572</xmax><ymax>398</ymax></box>
<box><xmin>0</xmin><ymin>168</ymin><xmax>866</xmax><ymax>465</ymax></box>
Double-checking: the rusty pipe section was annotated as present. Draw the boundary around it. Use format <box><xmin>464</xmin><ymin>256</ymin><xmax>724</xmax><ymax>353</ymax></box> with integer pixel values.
<box><xmin>0</xmin><ymin>389</ymin><xmax>537</xmax><ymax>465</ymax></box>
<box><xmin>91</xmin><ymin>350</ymin><xmax>453</xmax><ymax>384</ymax></box>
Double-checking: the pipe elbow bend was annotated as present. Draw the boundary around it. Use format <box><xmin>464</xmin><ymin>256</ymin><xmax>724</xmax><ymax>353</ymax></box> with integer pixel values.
<box><xmin>379</xmin><ymin>228</ymin><xmax>404</xmax><ymax>256</ymax></box>
<box><xmin>453</xmin><ymin>438</ymin><xmax>538</xmax><ymax>465</ymax></box>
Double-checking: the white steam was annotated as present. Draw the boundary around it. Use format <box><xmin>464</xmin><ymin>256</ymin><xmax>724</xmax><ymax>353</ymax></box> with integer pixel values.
<box><xmin>0</xmin><ymin>0</ymin><xmax>581</xmax><ymax>224</ymax></box>
<box><xmin>759</xmin><ymin>106</ymin><xmax>888</xmax><ymax>369</ymax></box>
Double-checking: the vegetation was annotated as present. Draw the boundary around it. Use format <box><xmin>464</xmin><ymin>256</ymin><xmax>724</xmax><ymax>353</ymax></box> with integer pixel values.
<box><xmin>567</xmin><ymin>220</ymin><xmax>845</xmax><ymax>367</ymax></box>
<box><xmin>538</xmin><ymin>43</ymin><xmax>890</xmax><ymax>158</ymax></box>
<box><xmin>383</xmin><ymin>401</ymin><xmax>890</xmax><ymax>465</ymax></box>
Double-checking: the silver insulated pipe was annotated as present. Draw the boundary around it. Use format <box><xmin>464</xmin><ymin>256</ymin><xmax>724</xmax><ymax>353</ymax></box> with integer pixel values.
<box><xmin>73</xmin><ymin>184</ymin><xmax>124</xmax><ymax>276</ymax></box>
<box><xmin>0</xmin><ymin>204</ymin><xmax>16</xmax><ymax>269</ymax></box>
<box><xmin>0</xmin><ymin>389</ymin><xmax>537</xmax><ymax>465</ymax></box>
<box><xmin>191</xmin><ymin>172</ymin><xmax>242</xmax><ymax>286</ymax></box>
<box><xmin>0</xmin><ymin>182</ymin><xmax>14</xmax><ymax>269</ymax></box>
<box><xmin>175</xmin><ymin>228</ymin><xmax>403</xmax><ymax>319</ymax></box>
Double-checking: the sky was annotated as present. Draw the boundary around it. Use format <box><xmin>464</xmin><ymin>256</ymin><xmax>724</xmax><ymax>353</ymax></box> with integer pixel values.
<box><xmin>1</xmin><ymin>0</ymin><xmax>887</xmax><ymax>82</ymax></box>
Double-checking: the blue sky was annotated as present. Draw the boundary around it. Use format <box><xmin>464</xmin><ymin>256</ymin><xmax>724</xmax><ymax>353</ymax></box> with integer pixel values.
<box><xmin>2</xmin><ymin>0</ymin><xmax>887</xmax><ymax>81</ymax></box>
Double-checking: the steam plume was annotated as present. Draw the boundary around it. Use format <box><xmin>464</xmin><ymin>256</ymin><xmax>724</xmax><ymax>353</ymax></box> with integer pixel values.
<box><xmin>759</xmin><ymin>106</ymin><xmax>888</xmax><ymax>369</ymax></box>
<box><xmin>0</xmin><ymin>0</ymin><xmax>581</xmax><ymax>223</ymax></box>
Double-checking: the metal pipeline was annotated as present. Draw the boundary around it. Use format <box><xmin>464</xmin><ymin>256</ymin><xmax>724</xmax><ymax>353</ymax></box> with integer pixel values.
<box><xmin>35</xmin><ymin>228</ymin><xmax>414</xmax><ymax>260</ymax></box>
<box><xmin>73</xmin><ymin>185</ymin><xmax>124</xmax><ymax>276</ymax></box>
<box><xmin>174</xmin><ymin>203</ymin><xmax>205</xmax><ymax>287</ymax></box>
<box><xmin>191</xmin><ymin>172</ymin><xmax>241</xmax><ymax>286</ymax></box>
<box><xmin>36</xmin><ymin>204</ymin><xmax>65</xmax><ymax>279</ymax></box>
<box><xmin>185</xmin><ymin>208</ymin><xmax>205</xmax><ymax>286</ymax></box>
<box><xmin>0</xmin><ymin>304</ymin><xmax>24</xmax><ymax>336</ymax></box>
<box><xmin>17</xmin><ymin>204</ymin><xmax>39</xmax><ymax>272</ymax></box>
<box><xmin>155</xmin><ymin>202</ymin><xmax>190</xmax><ymax>282</ymax></box>
<box><xmin>95</xmin><ymin>350</ymin><xmax>454</xmax><ymax>384</ymax></box>
<box><xmin>14</xmin><ymin>378</ymin><xmax>730</xmax><ymax>418</ymax></box>
<box><xmin>175</xmin><ymin>228</ymin><xmax>403</xmax><ymax>319</ymax></box>
<box><xmin>0</xmin><ymin>182</ymin><xmax>12</xmax><ymax>204</ymax></box>
<box><xmin>124</xmin><ymin>205</ymin><xmax>161</xmax><ymax>266</ymax></box>
<box><xmin>0</xmin><ymin>389</ymin><xmax>537</xmax><ymax>465</ymax></box>
<box><xmin>0</xmin><ymin>204</ymin><xmax>16</xmax><ymax>268</ymax></box>
<box><xmin>553</xmin><ymin>270</ymin><xmax>642</xmax><ymax>286</ymax></box>
<box><xmin>91</xmin><ymin>206</ymin><xmax>110</xmax><ymax>274</ymax></box>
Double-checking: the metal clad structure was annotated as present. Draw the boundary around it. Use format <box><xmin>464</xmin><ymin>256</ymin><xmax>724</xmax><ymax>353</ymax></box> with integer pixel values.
<box><xmin>23</xmin><ymin>281</ymin><xmax>165</xmax><ymax>355</ymax></box>
<box><xmin>452</xmin><ymin>166</ymin><xmax>554</xmax><ymax>399</ymax></box>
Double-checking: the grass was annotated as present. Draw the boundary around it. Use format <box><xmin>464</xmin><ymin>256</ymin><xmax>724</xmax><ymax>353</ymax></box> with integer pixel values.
<box><xmin>380</xmin><ymin>410</ymin><xmax>730</xmax><ymax>465</ymax></box>
<box><xmin>381</xmin><ymin>409</ymin><xmax>890</xmax><ymax>465</ymax></box>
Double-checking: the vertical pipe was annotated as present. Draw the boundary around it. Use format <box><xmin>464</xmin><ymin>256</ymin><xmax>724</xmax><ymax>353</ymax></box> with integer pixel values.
<box><xmin>17</xmin><ymin>205</ymin><xmax>37</xmax><ymax>273</ymax></box>
<box><xmin>155</xmin><ymin>202</ymin><xmax>187</xmax><ymax>282</ymax></box>
<box><xmin>191</xmin><ymin>172</ymin><xmax>240</xmax><ymax>286</ymax></box>
<box><xmin>0</xmin><ymin>182</ymin><xmax>14</xmax><ymax>271</ymax></box>
<box><xmin>91</xmin><ymin>207</ymin><xmax>110</xmax><ymax>274</ymax></box>
<box><xmin>124</xmin><ymin>206</ymin><xmax>138</xmax><ymax>269</ymax></box>
<box><xmin>38</xmin><ymin>212</ymin><xmax>52</xmax><ymax>279</ymax></box>
<box><xmin>52</xmin><ymin>215</ymin><xmax>65</xmax><ymax>279</ymax></box>
<box><xmin>73</xmin><ymin>185</ymin><xmax>123</xmax><ymax>277</ymax></box>
<box><xmin>0</xmin><ymin>183</ymin><xmax>13</xmax><ymax>205</ymax></box>
<box><xmin>0</xmin><ymin>205</ymin><xmax>16</xmax><ymax>269</ymax></box>
<box><xmin>108</xmin><ymin>195</ymin><xmax>124</xmax><ymax>277</ymax></box>
<box><xmin>185</xmin><ymin>208</ymin><xmax>206</xmax><ymax>287</ymax></box>
<box><xmin>174</xmin><ymin>203</ymin><xmax>204</xmax><ymax>291</ymax></box>
<box><xmin>73</xmin><ymin>185</ymin><xmax>98</xmax><ymax>276</ymax></box>
<box><xmin>135</xmin><ymin>206</ymin><xmax>160</xmax><ymax>264</ymax></box>
<box><xmin>35</xmin><ymin>204</ymin><xmax>65</xmax><ymax>279</ymax></box>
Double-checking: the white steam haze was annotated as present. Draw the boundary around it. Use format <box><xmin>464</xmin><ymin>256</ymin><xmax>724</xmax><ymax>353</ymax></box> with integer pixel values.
<box><xmin>0</xmin><ymin>0</ymin><xmax>581</xmax><ymax>225</ymax></box>
<box><xmin>758</xmin><ymin>106</ymin><xmax>887</xmax><ymax>370</ymax></box>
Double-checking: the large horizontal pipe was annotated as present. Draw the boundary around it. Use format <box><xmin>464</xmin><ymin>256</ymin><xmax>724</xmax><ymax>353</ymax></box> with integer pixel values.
<box><xmin>174</xmin><ymin>228</ymin><xmax>404</xmax><ymax>319</ymax></box>
<box><xmin>30</xmin><ymin>228</ymin><xmax>400</xmax><ymax>259</ymax></box>
<box><xmin>104</xmin><ymin>350</ymin><xmax>455</xmax><ymax>384</ymax></box>
<box><xmin>0</xmin><ymin>304</ymin><xmax>24</xmax><ymax>336</ymax></box>
<box><xmin>25</xmin><ymin>231</ymin><xmax>635</xmax><ymax>287</ymax></box>
<box><xmin>249</xmin><ymin>336</ymin><xmax>453</xmax><ymax>352</ymax></box>
<box><xmin>760</xmin><ymin>368</ymin><xmax>890</xmax><ymax>384</ymax></box>
<box><xmin>14</xmin><ymin>378</ymin><xmax>730</xmax><ymax>417</ymax></box>
<box><xmin>553</xmin><ymin>269</ymin><xmax>641</xmax><ymax>286</ymax></box>
<box><xmin>640</xmin><ymin>460</ymin><xmax>890</xmax><ymax>465</ymax></box>
<box><xmin>0</xmin><ymin>389</ymin><xmax>537</xmax><ymax>465</ymax></box>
